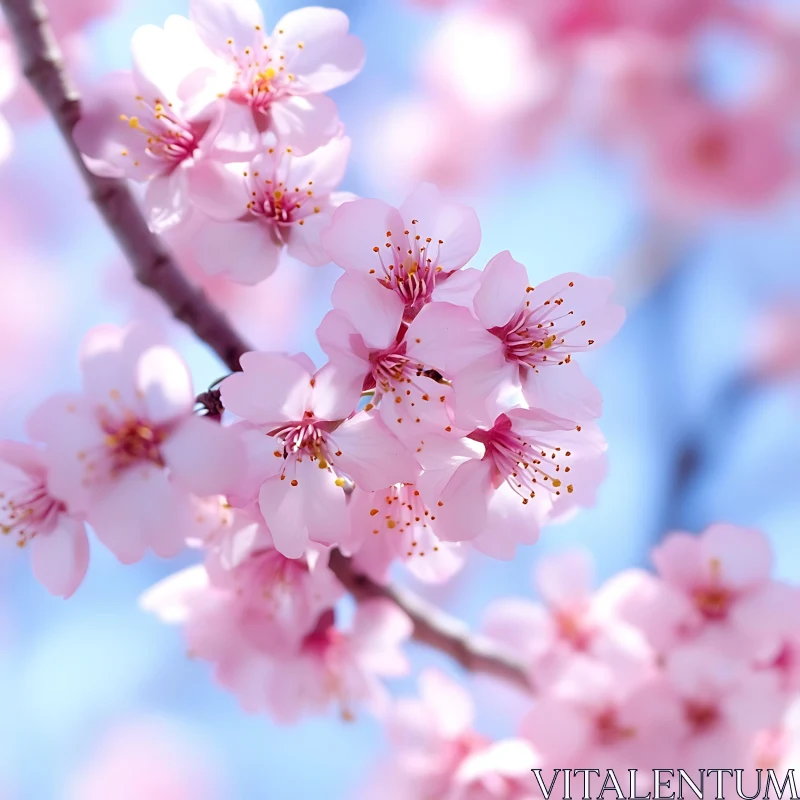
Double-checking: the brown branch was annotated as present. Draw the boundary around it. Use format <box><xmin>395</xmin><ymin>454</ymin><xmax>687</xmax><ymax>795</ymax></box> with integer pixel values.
<box><xmin>0</xmin><ymin>0</ymin><xmax>250</xmax><ymax>373</ymax></box>
<box><xmin>329</xmin><ymin>550</ymin><xmax>533</xmax><ymax>692</ymax></box>
<box><xmin>3</xmin><ymin>0</ymin><xmax>534</xmax><ymax>694</ymax></box>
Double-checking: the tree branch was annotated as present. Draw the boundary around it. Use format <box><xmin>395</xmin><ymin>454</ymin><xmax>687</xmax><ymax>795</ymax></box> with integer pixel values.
<box><xmin>329</xmin><ymin>550</ymin><xmax>533</xmax><ymax>692</ymax></box>
<box><xmin>3</xmin><ymin>0</ymin><xmax>534</xmax><ymax>694</ymax></box>
<box><xmin>0</xmin><ymin>0</ymin><xmax>249</xmax><ymax>373</ymax></box>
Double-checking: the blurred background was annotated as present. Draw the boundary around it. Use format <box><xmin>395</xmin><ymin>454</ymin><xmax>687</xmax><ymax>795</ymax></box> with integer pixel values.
<box><xmin>0</xmin><ymin>0</ymin><xmax>799</xmax><ymax>797</ymax></box>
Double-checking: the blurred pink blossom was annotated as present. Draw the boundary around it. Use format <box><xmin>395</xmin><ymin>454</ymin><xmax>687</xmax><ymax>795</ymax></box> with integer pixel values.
<box><xmin>66</xmin><ymin>716</ymin><xmax>224</xmax><ymax>800</ymax></box>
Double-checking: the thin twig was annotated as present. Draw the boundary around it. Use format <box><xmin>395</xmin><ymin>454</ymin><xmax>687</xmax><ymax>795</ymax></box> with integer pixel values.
<box><xmin>2</xmin><ymin>0</ymin><xmax>534</xmax><ymax>692</ymax></box>
<box><xmin>329</xmin><ymin>550</ymin><xmax>533</xmax><ymax>692</ymax></box>
<box><xmin>0</xmin><ymin>0</ymin><xmax>249</xmax><ymax>373</ymax></box>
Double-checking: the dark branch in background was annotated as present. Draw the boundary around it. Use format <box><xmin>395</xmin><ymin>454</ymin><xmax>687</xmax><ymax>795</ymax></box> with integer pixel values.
<box><xmin>329</xmin><ymin>550</ymin><xmax>533</xmax><ymax>692</ymax></box>
<box><xmin>3</xmin><ymin>0</ymin><xmax>534</xmax><ymax>692</ymax></box>
<box><xmin>0</xmin><ymin>0</ymin><xmax>249</xmax><ymax>373</ymax></box>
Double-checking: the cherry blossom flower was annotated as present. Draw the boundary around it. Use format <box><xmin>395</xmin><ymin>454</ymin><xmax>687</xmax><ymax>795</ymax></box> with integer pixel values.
<box><xmin>666</xmin><ymin>642</ymin><xmax>786</xmax><ymax>770</ymax></box>
<box><xmin>187</xmin><ymin>134</ymin><xmax>354</xmax><ymax>284</ymax></box>
<box><xmin>220</xmin><ymin>352</ymin><xmax>420</xmax><ymax>558</ymax></box>
<box><xmin>142</xmin><ymin>511</ymin><xmax>343</xmax><ymax>658</ymax></box>
<box><xmin>643</xmin><ymin>98</ymin><xmax>794</xmax><ymax>212</ymax></box>
<box><xmin>145</xmin><ymin>556</ymin><xmax>411</xmax><ymax>722</ymax></box>
<box><xmin>429</xmin><ymin>409</ymin><xmax>607</xmax><ymax>559</ymax></box>
<box><xmin>0</xmin><ymin>441</ymin><xmax>89</xmax><ymax>598</ymax></box>
<box><xmin>371</xmin><ymin>669</ymin><xmax>540</xmax><ymax>799</ymax></box>
<box><xmin>483</xmin><ymin>550</ymin><xmax>652</xmax><ymax>686</ymax></box>
<box><xmin>188</xmin><ymin>0</ymin><xmax>364</xmax><ymax>154</ymax></box>
<box><xmin>347</xmin><ymin>483</ymin><xmax>466</xmax><ymax>585</ymax></box>
<box><xmin>27</xmin><ymin>324</ymin><xmax>242</xmax><ymax>564</ymax></box>
<box><xmin>73</xmin><ymin>16</ymin><xmax>260</xmax><ymax>233</ymax></box>
<box><xmin>321</xmin><ymin>183</ymin><xmax>482</xmax><ymax>320</ymax></box>
<box><xmin>521</xmin><ymin>655</ymin><xmax>678</xmax><ymax>772</ymax></box>
<box><xmin>316</xmin><ymin>271</ymin><xmax>472</xmax><ymax>457</ymax></box>
<box><xmin>416</xmin><ymin>251</ymin><xmax>625</xmax><ymax>427</ymax></box>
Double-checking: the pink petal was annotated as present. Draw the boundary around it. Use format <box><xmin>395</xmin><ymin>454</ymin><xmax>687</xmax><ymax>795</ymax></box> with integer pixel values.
<box><xmin>418</xmin><ymin>668</ymin><xmax>474</xmax><ymax>737</ymax></box>
<box><xmin>431</xmin><ymin>266</ymin><xmax>482</xmax><ymax>306</ymax></box>
<box><xmin>270</xmin><ymin>94</ymin><xmax>340</xmax><ymax>155</ymax></box>
<box><xmin>535</xmin><ymin>549</ymin><xmax>595</xmax><ymax>610</ymax></box>
<box><xmin>652</xmin><ymin>533</ymin><xmax>705</xmax><ymax>591</ymax></box>
<box><xmin>701</xmin><ymin>524</ymin><xmax>773</xmax><ymax>590</ymax></box>
<box><xmin>163</xmin><ymin>416</ymin><xmax>244</xmax><ymax>497</ymax></box>
<box><xmin>333</xmin><ymin>412</ymin><xmax>421</xmax><ymax>490</ymax></box>
<box><xmin>31</xmin><ymin>517</ymin><xmax>90</xmax><ymax>599</ymax></box>
<box><xmin>308</xmin><ymin>362</ymin><xmax>363</xmax><ymax>422</ymax></box>
<box><xmin>351</xmin><ymin>598</ymin><xmax>412</xmax><ymax>676</ymax></box>
<box><xmin>285</xmin><ymin>206</ymin><xmax>336</xmax><ymax>267</ymax></box>
<box><xmin>191</xmin><ymin>217</ymin><xmax>281</xmax><ymax>284</ymax></box>
<box><xmin>185</xmin><ymin>158</ymin><xmax>247</xmax><ymax>222</ymax></box>
<box><xmin>221</xmin><ymin>352</ymin><xmax>313</xmax><ymax>425</ymax></box>
<box><xmin>130</xmin><ymin>24</ymin><xmax>188</xmax><ymax>104</ymax></box>
<box><xmin>520</xmin><ymin>361</ymin><xmax>603</xmax><ymax>421</ymax></box>
<box><xmin>202</xmin><ymin>100</ymin><xmax>260</xmax><ymax>162</ymax></box>
<box><xmin>272</xmin><ymin>7</ymin><xmax>365</xmax><ymax>94</ymax></box>
<box><xmin>73</xmin><ymin>72</ymin><xmax>155</xmax><ymax>180</ymax></box>
<box><xmin>472</xmin><ymin>483</ymin><xmax>542</xmax><ymax>560</ymax></box>
<box><xmin>189</xmin><ymin>0</ymin><xmax>264</xmax><ymax>56</ymax></box>
<box><xmin>473</xmin><ymin>250</ymin><xmax>528</xmax><ymax>329</ymax></box>
<box><xmin>331</xmin><ymin>271</ymin><xmax>405</xmax><ymax>351</ymax></box>
<box><xmin>144</xmin><ymin>170</ymin><xmax>191</xmax><ymax>234</ymax></box>
<box><xmin>450</xmin><ymin>356</ymin><xmax>520</xmax><ymax>429</ymax></box>
<box><xmin>399</xmin><ymin>183</ymin><xmax>481</xmax><ymax>271</ymax></box>
<box><xmin>321</xmin><ymin>198</ymin><xmax>405</xmax><ymax>274</ymax></box>
<box><xmin>433</xmin><ymin>457</ymin><xmax>493</xmax><ymax>542</ymax></box>
<box><xmin>283</xmin><ymin>135</ymin><xmax>350</xmax><ymax>196</ymax></box>
<box><xmin>89</xmin><ymin>469</ymin><xmax>188</xmax><ymax>563</ymax></box>
<box><xmin>136</xmin><ymin>345</ymin><xmax>194</xmax><ymax>424</ymax></box>
<box><xmin>406</xmin><ymin>301</ymin><xmax>499</xmax><ymax>376</ymax></box>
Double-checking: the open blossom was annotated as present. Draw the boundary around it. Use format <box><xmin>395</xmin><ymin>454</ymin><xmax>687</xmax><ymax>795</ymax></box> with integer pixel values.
<box><xmin>27</xmin><ymin>325</ymin><xmax>242</xmax><ymax>564</ymax></box>
<box><xmin>145</xmin><ymin>552</ymin><xmax>410</xmax><ymax>722</ymax></box>
<box><xmin>220</xmin><ymin>352</ymin><xmax>420</xmax><ymax>558</ymax></box>
<box><xmin>188</xmin><ymin>134</ymin><xmax>353</xmax><ymax>284</ymax></box>
<box><xmin>643</xmin><ymin>98</ymin><xmax>794</xmax><ymax>212</ymax></box>
<box><xmin>346</xmin><ymin>483</ymin><xmax>466</xmax><ymax>585</ymax></box>
<box><xmin>371</xmin><ymin>669</ymin><xmax>540</xmax><ymax>799</ymax></box>
<box><xmin>74</xmin><ymin>16</ymin><xmax>259</xmax><ymax>233</ymax></box>
<box><xmin>483</xmin><ymin>550</ymin><xmax>652</xmax><ymax>686</ymax></box>
<box><xmin>665</xmin><ymin>642</ymin><xmax>786</xmax><ymax>770</ymax></box>
<box><xmin>316</xmin><ymin>271</ymin><xmax>469</xmax><ymax>455</ymax></box>
<box><xmin>0</xmin><ymin>441</ymin><xmax>89</xmax><ymax>598</ymax></box>
<box><xmin>142</xmin><ymin>512</ymin><xmax>343</xmax><ymax>659</ymax></box>
<box><xmin>188</xmin><ymin>0</ymin><xmax>364</xmax><ymax>154</ymax></box>
<box><xmin>321</xmin><ymin>183</ymin><xmax>482</xmax><ymax>320</ymax></box>
<box><xmin>429</xmin><ymin>409</ymin><xmax>607</xmax><ymax>559</ymax></box>
<box><xmin>418</xmin><ymin>251</ymin><xmax>625</xmax><ymax>427</ymax></box>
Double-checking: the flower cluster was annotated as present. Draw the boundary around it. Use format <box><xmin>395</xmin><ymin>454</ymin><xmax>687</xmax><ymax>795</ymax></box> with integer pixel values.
<box><xmin>375</xmin><ymin>0</ymin><xmax>799</xmax><ymax>213</ymax></box>
<box><xmin>74</xmin><ymin>0</ymin><xmax>362</xmax><ymax>283</ymax></box>
<box><xmin>364</xmin><ymin>524</ymin><xmax>800</xmax><ymax>796</ymax></box>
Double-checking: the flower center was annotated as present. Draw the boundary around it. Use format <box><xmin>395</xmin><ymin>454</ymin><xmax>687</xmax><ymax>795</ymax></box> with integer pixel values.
<box><xmin>100</xmin><ymin>412</ymin><xmax>166</xmax><ymax>475</ymax></box>
<box><xmin>367</xmin><ymin>483</ymin><xmax>443</xmax><ymax>560</ymax></box>
<box><xmin>684</xmin><ymin>700</ymin><xmax>720</xmax><ymax>733</ymax></box>
<box><xmin>492</xmin><ymin>283</ymin><xmax>591</xmax><ymax>368</ymax></box>
<box><xmin>469</xmin><ymin>415</ymin><xmax>574</xmax><ymax>505</ymax></box>
<box><xmin>224</xmin><ymin>29</ymin><xmax>298</xmax><ymax>113</ymax></box>
<box><xmin>692</xmin><ymin>585</ymin><xmax>731</xmax><ymax>620</ymax></box>
<box><xmin>270</xmin><ymin>417</ymin><xmax>349</xmax><ymax>489</ymax></box>
<box><xmin>369</xmin><ymin>221</ymin><xmax>447</xmax><ymax>319</ymax></box>
<box><xmin>0</xmin><ymin>480</ymin><xmax>63</xmax><ymax>547</ymax></box>
<box><xmin>594</xmin><ymin>708</ymin><xmax>636</xmax><ymax>747</ymax></box>
<box><xmin>244</xmin><ymin>160</ymin><xmax>321</xmax><ymax>228</ymax></box>
<box><xmin>120</xmin><ymin>99</ymin><xmax>200</xmax><ymax>166</ymax></box>
<box><xmin>692</xmin><ymin>129</ymin><xmax>730</xmax><ymax>171</ymax></box>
